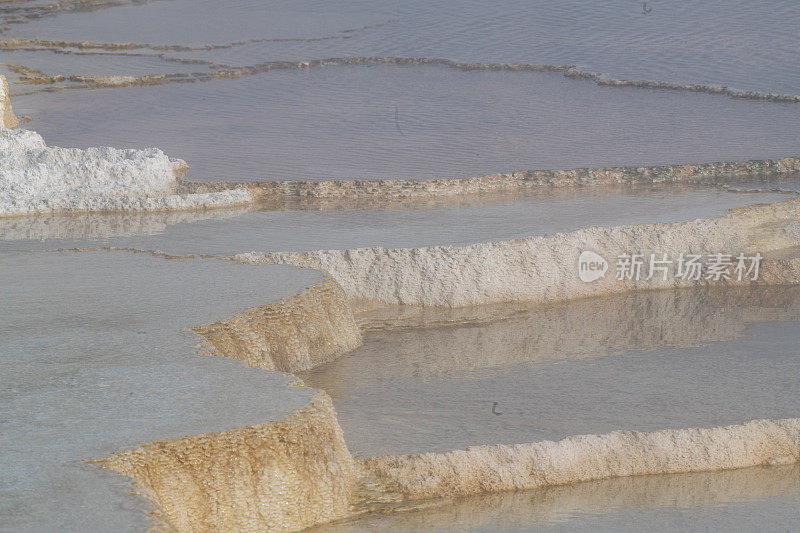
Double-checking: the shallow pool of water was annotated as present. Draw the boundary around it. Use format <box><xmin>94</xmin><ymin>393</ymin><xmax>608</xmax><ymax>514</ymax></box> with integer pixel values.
<box><xmin>302</xmin><ymin>286</ymin><xmax>800</xmax><ymax>457</ymax></box>
<box><xmin>14</xmin><ymin>66</ymin><xmax>800</xmax><ymax>181</ymax></box>
<box><xmin>0</xmin><ymin>250</ymin><xmax>317</xmax><ymax>532</ymax></box>
<box><xmin>2</xmin><ymin>184</ymin><xmax>790</xmax><ymax>253</ymax></box>
<box><xmin>3</xmin><ymin>0</ymin><xmax>799</xmax><ymax>94</ymax></box>
<box><xmin>313</xmin><ymin>464</ymin><xmax>800</xmax><ymax>532</ymax></box>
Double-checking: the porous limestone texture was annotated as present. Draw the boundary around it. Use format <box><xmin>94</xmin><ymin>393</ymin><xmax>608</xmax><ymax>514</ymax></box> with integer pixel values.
<box><xmin>0</xmin><ymin>126</ymin><xmax>251</xmax><ymax>217</ymax></box>
<box><xmin>101</xmin><ymin>392</ymin><xmax>356</xmax><ymax>533</ymax></box>
<box><xmin>192</xmin><ymin>277</ymin><xmax>362</xmax><ymax>372</ymax></box>
<box><xmin>0</xmin><ymin>75</ymin><xmax>18</xmax><ymax>128</ymax></box>
<box><xmin>243</xmin><ymin>197</ymin><xmax>800</xmax><ymax>307</ymax></box>
<box><xmin>363</xmin><ymin>418</ymin><xmax>800</xmax><ymax>500</ymax></box>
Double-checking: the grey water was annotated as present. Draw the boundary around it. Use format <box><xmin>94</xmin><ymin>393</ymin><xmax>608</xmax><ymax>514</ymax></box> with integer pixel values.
<box><xmin>11</xmin><ymin>66</ymin><xmax>800</xmax><ymax>181</ymax></box>
<box><xmin>0</xmin><ymin>250</ymin><xmax>317</xmax><ymax>532</ymax></box>
<box><xmin>301</xmin><ymin>285</ymin><xmax>800</xmax><ymax>530</ymax></box>
<box><xmin>2</xmin><ymin>0</ymin><xmax>800</xmax><ymax>180</ymax></box>
<box><xmin>3</xmin><ymin>1</ymin><xmax>800</xmax><ymax>531</ymax></box>
<box><xmin>3</xmin><ymin>0</ymin><xmax>799</xmax><ymax>94</ymax></box>
<box><xmin>302</xmin><ymin>286</ymin><xmax>800</xmax><ymax>457</ymax></box>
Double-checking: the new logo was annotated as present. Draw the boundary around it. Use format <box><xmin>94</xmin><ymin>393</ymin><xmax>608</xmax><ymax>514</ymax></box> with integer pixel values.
<box><xmin>578</xmin><ymin>250</ymin><xmax>608</xmax><ymax>282</ymax></box>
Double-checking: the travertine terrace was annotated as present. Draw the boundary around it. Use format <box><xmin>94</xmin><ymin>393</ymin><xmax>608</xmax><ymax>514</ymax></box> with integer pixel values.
<box><xmin>242</xmin><ymin>197</ymin><xmax>800</xmax><ymax>307</ymax></box>
<box><xmin>3</xmin><ymin>61</ymin><xmax>800</xmax><ymax>531</ymax></box>
<box><xmin>192</xmin><ymin>277</ymin><xmax>362</xmax><ymax>373</ymax></box>
<box><xmin>363</xmin><ymin>418</ymin><xmax>800</xmax><ymax>499</ymax></box>
<box><xmin>100</xmin><ymin>393</ymin><xmax>358</xmax><ymax>532</ymax></box>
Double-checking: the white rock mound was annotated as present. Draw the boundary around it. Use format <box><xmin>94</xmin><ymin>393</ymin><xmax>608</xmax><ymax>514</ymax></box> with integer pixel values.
<box><xmin>0</xmin><ymin>127</ymin><xmax>251</xmax><ymax>216</ymax></box>
<box><xmin>0</xmin><ymin>75</ymin><xmax>250</xmax><ymax>218</ymax></box>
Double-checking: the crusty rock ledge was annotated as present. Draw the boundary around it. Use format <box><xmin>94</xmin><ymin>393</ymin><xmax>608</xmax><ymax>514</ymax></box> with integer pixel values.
<box><xmin>238</xmin><ymin>197</ymin><xmax>800</xmax><ymax>307</ymax></box>
<box><xmin>0</xmin><ymin>76</ymin><xmax>251</xmax><ymax>218</ymax></box>
<box><xmin>6</xmin><ymin>53</ymin><xmax>800</xmax><ymax>103</ymax></box>
<box><xmin>183</xmin><ymin>156</ymin><xmax>800</xmax><ymax>208</ymax></box>
<box><xmin>98</xmin><ymin>392</ymin><xmax>358</xmax><ymax>533</ymax></box>
<box><xmin>0</xmin><ymin>125</ymin><xmax>251</xmax><ymax>217</ymax></box>
<box><xmin>363</xmin><ymin>418</ymin><xmax>800</xmax><ymax>500</ymax></box>
<box><xmin>192</xmin><ymin>276</ymin><xmax>362</xmax><ymax>373</ymax></box>
<box><xmin>101</xmin><ymin>398</ymin><xmax>800</xmax><ymax>532</ymax></box>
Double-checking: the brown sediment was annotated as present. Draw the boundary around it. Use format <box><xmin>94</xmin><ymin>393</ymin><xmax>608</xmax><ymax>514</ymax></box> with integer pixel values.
<box><xmin>98</xmin><ymin>392</ymin><xmax>358</xmax><ymax>533</ymax></box>
<box><xmin>0</xmin><ymin>57</ymin><xmax>570</xmax><ymax>91</ymax></box>
<box><xmin>2</xmin><ymin>62</ymin><xmax>64</xmax><ymax>83</ymax></box>
<box><xmin>0</xmin><ymin>66</ymin><xmax>194</xmax><ymax>90</ymax></box>
<box><xmin>191</xmin><ymin>276</ymin><xmax>362</xmax><ymax>373</ymax></box>
<box><xmin>256</xmin><ymin>182</ymin><xmax>692</xmax><ymax>212</ymax></box>
<box><xmin>0</xmin><ymin>73</ymin><xmax>17</xmax><ymax>127</ymax></box>
<box><xmin>0</xmin><ymin>0</ymin><xmax>168</xmax><ymax>23</ymax></box>
<box><xmin>198</xmin><ymin>56</ymin><xmax>569</xmax><ymax>82</ymax></box>
<box><xmin>563</xmin><ymin>67</ymin><xmax>800</xmax><ymax>103</ymax></box>
<box><xmin>67</xmin><ymin>72</ymin><xmax>192</xmax><ymax>87</ymax></box>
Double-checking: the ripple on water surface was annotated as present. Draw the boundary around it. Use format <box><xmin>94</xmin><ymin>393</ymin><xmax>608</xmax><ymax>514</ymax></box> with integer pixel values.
<box><xmin>13</xmin><ymin>66</ymin><xmax>800</xmax><ymax>181</ymax></box>
<box><xmin>3</xmin><ymin>0</ymin><xmax>799</xmax><ymax>94</ymax></box>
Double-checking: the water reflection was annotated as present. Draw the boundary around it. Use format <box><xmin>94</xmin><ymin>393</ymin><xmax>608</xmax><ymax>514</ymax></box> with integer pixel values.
<box><xmin>0</xmin><ymin>205</ymin><xmax>250</xmax><ymax>242</ymax></box>
<box><xmin>315</xmin><ymin>286</ymin><xmax>800</xmax><ymax>382</ymax></box>
<box><xmin>314</xmin><ymin>464</ymin><xmax>800</xmax><ymax>532</ymax></box>
<box><xmin>303</xmin><ymin>286</ymin><xmax>800</xmax><ymax>456</ymax></box>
